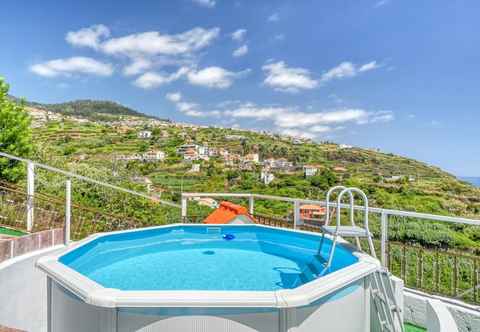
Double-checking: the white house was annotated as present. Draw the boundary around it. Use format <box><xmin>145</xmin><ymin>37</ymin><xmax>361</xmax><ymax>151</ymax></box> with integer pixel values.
<box><xmin>138</xmin><ymin>130</ymin><xmax>152</xmax><ymax>139</ymax></box>
<box><xmin>260</xmin><ymin>170</ymin><xmax>275</xmax><ymax>185</ymax></box>
<box><xmin>264</xmin><ymin>158</ymin><xmax>294</xmax><ymax>171</ymax></box>
<box><xmin>190</xmin><ymin>164</ymin><xmax>201</xmax><ymax>173</ymax></box>
<box><xmin>303</xmin><ymin>165</ymin><xmax>319</xmax><ymax>177</ymax></box>
<box><xmin>177</xmin><ymin>144</ymin><xmax>209</xmax><ymax>161</ymax></box>
<box><xmin>142</xmin><ymin>150</ymin><xmax>165</xmax><ymax>162</ymax></box>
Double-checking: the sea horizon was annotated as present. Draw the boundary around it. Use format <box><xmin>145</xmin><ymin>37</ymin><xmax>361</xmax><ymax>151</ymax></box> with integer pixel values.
<box><xmin>460</xmin><ymin>176</ymin><xmax>480</xmax><ymax>187</ymax></box>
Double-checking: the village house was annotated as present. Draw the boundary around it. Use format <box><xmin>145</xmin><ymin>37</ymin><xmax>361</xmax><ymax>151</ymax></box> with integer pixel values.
<box><xmin>115</xmin><ymin>150</ymin><xmax>165</xmax><ymax>162</ymax></box>
<box><xmin>190</xmin><ymin>164</ymin><xmax>201</xmax><ymax>173</ymax></box>
<box><xmin>223</xmin><ymin>153</ymin><xmax>241</xmax><ymax>167</ymax></box>
<box><xmin>193</xmin><ymin>197</ymin><xmax>218</xmax><ymax>209</ymax></box>
<box><xmin>142</xmin><ymin>150</ymin><xmax>165</xmax><ymax>162</ymax></box>
<box><xmin>264</xmin><ymin>158</ymin><xmax>294</xmax><ymax>172</ymax></box>
<box><xmin>243</xmin><ymin>153</ymin><xmax>260</xmax><ymax>164</ymax></box>
<box><xmin>260</xmin><ymin>170</ymin><xmax>275</xmax><ymax>185</ymax></box>
<box><xmin>138</xmin><ymin>130</ymin><xmax>152</xmax><ymax>139</ymax></box>
<box><xmin>339</xmin><ymin>144</ymin><xmax>353</xmax><ymax>149</ymax></box>
<box><xmin>333</xmin><ymin>166</ymin><xmax>347</xmax><ymax>173</ymax></box>
<box><xmin>177</xmin><ymin>144</ymin><xmax>209</xmax><ymax>161</ymax></box>
<box><xmin>208</xmin><ymin>147</ymin><xmax>218</xmax><ymax>157</ymax></box>
<box><xmin>299</xmin><ymin>204</ymin><xmax>326</xmax><ymax>220</ymax></box>
<box><xmin>303</xmin><ymin>165</ymin><xmax>320</xmax><ymax>177</ymax></box>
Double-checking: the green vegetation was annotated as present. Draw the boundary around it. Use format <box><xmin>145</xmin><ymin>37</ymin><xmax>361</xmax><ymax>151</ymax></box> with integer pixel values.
<box><xmin>0</xmin><ymin>78</ymin><xmax>34</xmax><ymax>182</ymax></box>
<box><xmin>24</xmin><ymin>115</ymin><xmax>480</xmax><ymax>252</ymax></box>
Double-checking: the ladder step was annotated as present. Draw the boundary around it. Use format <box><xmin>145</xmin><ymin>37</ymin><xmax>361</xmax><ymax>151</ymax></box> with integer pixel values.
<box><xmin>307</xmin><ymin>262</ymin><xmax>320</xmax><ymax>276</ymax></box>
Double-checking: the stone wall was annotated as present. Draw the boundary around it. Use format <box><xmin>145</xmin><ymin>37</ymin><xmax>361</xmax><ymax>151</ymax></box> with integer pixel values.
<box><xmin>0</xmin><ymin>229</ymin><xmax>64</xmax><ymax>264</ymax></box>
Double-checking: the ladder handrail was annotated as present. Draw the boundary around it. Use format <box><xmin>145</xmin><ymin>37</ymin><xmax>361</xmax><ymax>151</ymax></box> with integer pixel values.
<box><xmin>325</xmin><ymin>185</ymin><xmax>354</xmax><ymax>227</ymax></box>
<box><xmin>336</xmin><ymin>187</ymin><xmax>370</xmax><ymax>235</ymax></box>
<box><xmin>323</xmin><ymin>187</ymin><xmax>377</xmax><ymax>273</ymax></box>
<box><xmin>338</xmin><ymin>187</ymin><xmax>376</xmax><ymax>259</ymax></box>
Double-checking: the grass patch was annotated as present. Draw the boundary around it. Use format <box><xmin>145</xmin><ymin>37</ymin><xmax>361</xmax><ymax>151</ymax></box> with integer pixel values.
<box><xmin>0</xmin><ymin>226</ymin><xmax>27</xmax><ymax>237</ymax></box>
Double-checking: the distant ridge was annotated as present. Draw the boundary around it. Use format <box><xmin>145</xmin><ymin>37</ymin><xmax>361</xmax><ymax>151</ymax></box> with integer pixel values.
<box><xmin>9</xmin><ymin>95</ymin><xmax>170</xmax><ymax>122</ymax></box>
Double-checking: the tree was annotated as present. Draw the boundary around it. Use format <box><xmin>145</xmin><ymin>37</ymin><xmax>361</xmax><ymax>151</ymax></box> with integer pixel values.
<box><xmin>0</xmin><ymin>78</ymin><xmax>34</xmax><ymax>182</ymax></box>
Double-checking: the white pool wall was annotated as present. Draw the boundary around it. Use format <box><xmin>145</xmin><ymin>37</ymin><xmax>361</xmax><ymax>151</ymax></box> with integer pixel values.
<box><xmin>48</xmin><ymin>276</ymin><xmax>370</xmax><ymax>332</ymax></box>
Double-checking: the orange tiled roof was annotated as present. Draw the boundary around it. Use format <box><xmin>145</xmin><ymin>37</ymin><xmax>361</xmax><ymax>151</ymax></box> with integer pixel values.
<box><xmin>203</xmin><ymin>201</ymin><xmax>250</xmax><ymax>224</ymax></box>
<box><xmin>300</xmin><ymin>204</ymin><xmax>325</xmax><ymax>211</ymax></box>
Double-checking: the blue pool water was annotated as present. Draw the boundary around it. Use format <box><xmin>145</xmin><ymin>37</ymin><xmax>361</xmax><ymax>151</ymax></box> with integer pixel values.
<box><xmin>60</xmin><ymin>226</ymin><xmax>358</xmax><ymax>291</ymax></box>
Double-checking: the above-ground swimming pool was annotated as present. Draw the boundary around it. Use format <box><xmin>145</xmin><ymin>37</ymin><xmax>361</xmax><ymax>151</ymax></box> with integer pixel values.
<box><xmin>37</xmin><ymin>224</ymin><xmax>386</xmax><ymax>332</ymax></box>
<box><xmin>59</xmin><ymin>225</ymin><xmax>358</xmax><ymax>292</ymax></box>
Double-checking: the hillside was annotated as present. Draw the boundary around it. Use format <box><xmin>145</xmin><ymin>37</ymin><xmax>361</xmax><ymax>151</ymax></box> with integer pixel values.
<box><xmin>10</xmin><ymin>96</ymin><xmax>168</xmax><ymax>122</ymax></box>
<box><xmin>26</xmin><ymin>111</ymin><xmax>480</xmax><ymax>250</ymax></box>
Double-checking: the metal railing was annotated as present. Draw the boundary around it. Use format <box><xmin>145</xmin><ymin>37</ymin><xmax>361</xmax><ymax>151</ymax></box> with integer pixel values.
<box><xmin>0</xmin><ymin>152</ymin><xmax>181</xmax><ymax>244</ymax></box>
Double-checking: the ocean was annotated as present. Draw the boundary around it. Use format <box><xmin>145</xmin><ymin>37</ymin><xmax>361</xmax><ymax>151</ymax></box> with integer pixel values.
<box><xmin>460</xmin><ymin>177</ymin><xmax>480</xmax><ymax>187</ymax></box>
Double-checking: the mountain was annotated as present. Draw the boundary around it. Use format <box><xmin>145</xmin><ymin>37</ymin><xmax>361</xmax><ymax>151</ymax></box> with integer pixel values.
<box><xmin>10</xmin><ymin>96</ymin><xmax>169</xmax><ymax>122</ymax></box>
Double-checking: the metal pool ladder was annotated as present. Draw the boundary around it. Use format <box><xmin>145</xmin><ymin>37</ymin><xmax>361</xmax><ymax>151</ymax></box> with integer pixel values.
<box><xmin>371</xmin><ymin>268</ymin><xmax>404</xmax><ymax>332</ymax></box>
<box><xmin>320</xmin><ymin>187</ymin><xmax>376</xmax><ymax>273</ymax></box>
<box><xmin>319</xmin><ymin>187</ymin><xmax>403</xmax><ymax>332</ymax></box>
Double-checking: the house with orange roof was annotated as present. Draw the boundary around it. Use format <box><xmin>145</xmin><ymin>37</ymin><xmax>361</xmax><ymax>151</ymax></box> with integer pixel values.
<box><xmin>203</xmin><ymin>201</ymin><xmax>256</xmax><ymax>225</ymax></box>
<box><xmin>299</xmin><ymin>204</ymin><xmax>326</xmax><ymax>220</ymax></box>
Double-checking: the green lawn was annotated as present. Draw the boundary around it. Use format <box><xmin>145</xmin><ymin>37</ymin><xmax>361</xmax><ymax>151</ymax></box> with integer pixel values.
<box><xmin>0</xmin><ymin>226</ymin><xmax>27</xmax><ymax>237</ymax></box>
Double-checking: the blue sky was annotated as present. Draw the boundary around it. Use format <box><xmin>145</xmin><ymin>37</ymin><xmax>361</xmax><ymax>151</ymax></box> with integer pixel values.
<box><xmin>1</xmin><ymin>0</ymin><xmax>479</xmax><ymax>176</ymax></box>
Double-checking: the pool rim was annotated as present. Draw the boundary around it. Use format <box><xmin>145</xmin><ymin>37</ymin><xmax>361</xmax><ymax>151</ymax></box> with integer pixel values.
<box><xmin>36</xmin><ymin>223</ymin><xmax>380</xmax><ymax>309</ymax></box>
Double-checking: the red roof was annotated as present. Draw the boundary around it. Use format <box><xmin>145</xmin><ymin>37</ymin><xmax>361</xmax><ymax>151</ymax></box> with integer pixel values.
<box><xmin>203</xmin><ymin>201</ymin><xmax>251</xmax><ymax>224</ymax></box>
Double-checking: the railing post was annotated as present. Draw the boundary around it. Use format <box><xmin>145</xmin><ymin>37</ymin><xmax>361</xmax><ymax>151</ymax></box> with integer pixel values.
<box><xmin>65</xmin><ymin>179</ymin><xmax>71</xmax><ymax>245</ymax></box>
<box><xmin>293</xmin><ymin>200</ymin><xmax>301</xmax><ymax>229</ymax></box>
<box><xmin>181</xmin><ymin>194</ymin><xmax>187</xmax><ymax>221</ymax></box>
<box><xmin>26</xmin><ymin>161</ymin><xmax>35</xmax><ymax>231</ymax></box>
<box><xmin>381</xmin><ymin>211</ymin><xmax>389</xmax><ymax>267</ymax></box>
<box><xmin>249</xmin><ymin>195</ymin><xmax>254</xmax><ymax>215</ymax></box>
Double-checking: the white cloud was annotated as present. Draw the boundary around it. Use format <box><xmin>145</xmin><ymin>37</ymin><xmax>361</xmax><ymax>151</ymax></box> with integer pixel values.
<box><xmin>262</xmin><ymin>61</ymin><xmax>318</xmax><ymax>92</ymax></box>
<box><xmin>133</xmin><ymin>67</ymin><xmax>189</xmax><ymax>89</ymax></box>
<box><xmin>268</xmin><ymin>13</ymin><xmax>280</xmax><ymax>22</ymax></box>
<box><xmin>165</xmin><ymin>91</ymin><xmax>218</xmax><ymax>117</ymax></box>
<box><xmin>192</xmin><ymin>0</ymin><xmax>216</xmax><ymax>8</ymax></box>
<box><xmin>66</xmin><ymin>24</ymin><xmax>110</xmax><ymax>49</ymax></box>
<box><xmin>274</xmin><ymin>34</ymin><xmax>285</xmax><ymax>41</ymax></box>
<box><xmin>367</xmin><ymin>111</ymin><xmax>394</xmax><ymax>123</ymax></box>
<box><xmin>321</xmin><ymin>61</ymin><xmax>380</xmax><ymax>83</ymax></box>
<box><xmin>30</xmin><ymin>57</ymin><xmax>113</xmax><ymax>77</ymax></box>
<box><xmin>165</xmin><ymin>92</ymin><xmax>182</xmax><ymax>103</ymax></box>
<box><xmin>279</xmin><ymin>128</ymin><xmax>316</xmax><ymax>140</ymax></box>
<box><xmin>223</xmin><ymin>102</ymin><xmax>394</xmax><ymax>138</ymax></box>
<box><xmin>359</xmin><ymin>61</ymin><xmax>380</xmax><ymax>72</ymax></box>
<box><xmin>123</xmin><ymin>58</ymin><xmax>152</xmax><ymax>76</ymax></box>
<box><xmin>101</xmin><ymin>27</ymin><xmax>220</xmax><ymax>57</ymax></box>
<box><xmin>321</xmin><ymin>62</ymin><xmax>356</xmax><ymax>81</ymax></box>
<box><xmin>374</xmin><ymin>0</ymin><xmax>390</xmax><ymax>8</ymax></box>
<box><xmin>233</xmin><ymin>45</ymin><xmax>248</xmax><ymax>57</ymax></box>
<box><xmin>231</xmin><ymin>29</ymin><xmax>247</xmax><ymax>42</ymax></box>
<box><xmin>187</xmin><ymin>66</ymin><xmax>249</xmax><ymax>89</ymax></box>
